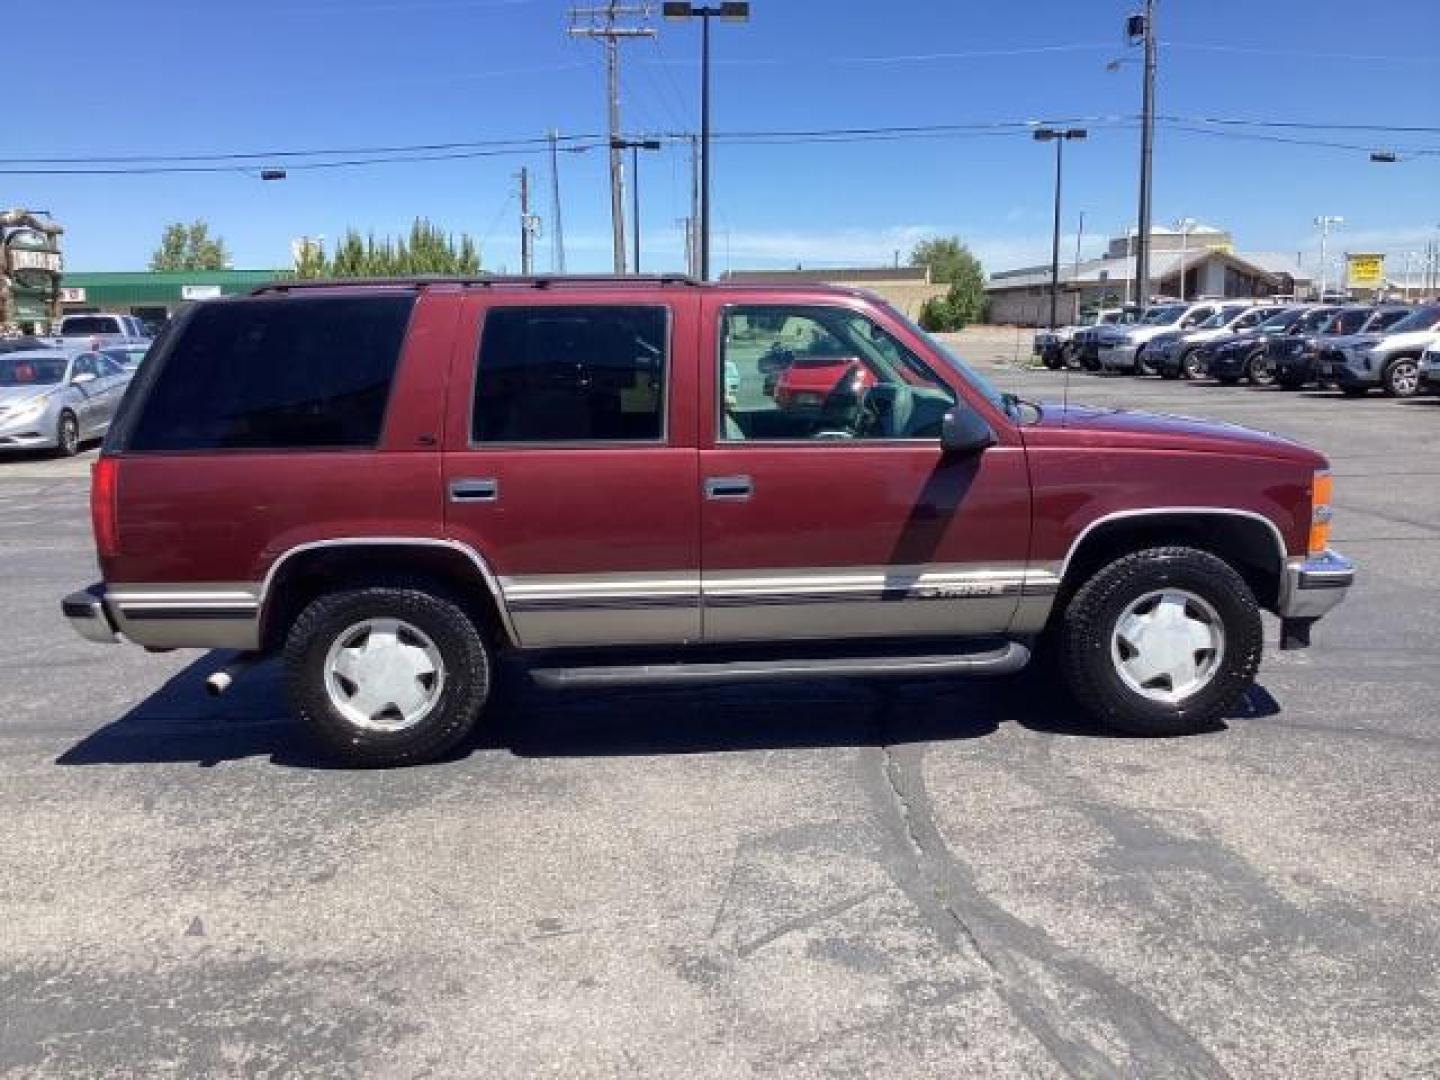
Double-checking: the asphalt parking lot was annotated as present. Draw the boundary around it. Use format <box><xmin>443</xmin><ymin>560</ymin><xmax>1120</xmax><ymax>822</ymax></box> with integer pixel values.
<box><xmin>2</xmin><ymin>363</ymin><xmax>1437</xmax><ymax>1078</ymax></box>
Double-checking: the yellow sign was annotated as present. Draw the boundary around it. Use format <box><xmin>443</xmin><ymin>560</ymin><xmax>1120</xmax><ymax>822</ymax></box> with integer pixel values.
<box><xmin>1346</xmin><ymin>253</ymin><xmax>1384</xmax><ymax>288</ymax></box>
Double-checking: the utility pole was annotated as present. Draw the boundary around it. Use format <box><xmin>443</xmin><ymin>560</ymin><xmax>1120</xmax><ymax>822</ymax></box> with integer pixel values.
<box><xmin>517</xmin><ymin>167</ymin><xmax>532</xmax><ymax>274</ymax></box>
<box><xmin>1129</xmin><ymin>0</ymin><xmax>1157</xmax><ymax>308</ymax></box>
<box><xmin>568</xmin><ymin>3</ymin><xmax>654</xmax><ymax>275</ymax></box>
<box><xmin>549</xmin><ymin>128</ymin><xmax>566</xmax><ymax>273</ymax></box>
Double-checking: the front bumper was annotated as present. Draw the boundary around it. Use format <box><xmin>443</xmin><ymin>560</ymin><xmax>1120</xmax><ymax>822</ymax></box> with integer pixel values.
<box><xmin>62</xmin><ymin>585</ymin><xmax>120</xmax><ymax>644</ymax></box>
<box><xmin>1278</xmin><ymin>549</ymin><xmax>1356</xmax><ymax>621</ymax></box>
<box><xmin>1328</xmin><ymin>362</ymin><xmax>1378</xmax><ymax>389</ymax></box>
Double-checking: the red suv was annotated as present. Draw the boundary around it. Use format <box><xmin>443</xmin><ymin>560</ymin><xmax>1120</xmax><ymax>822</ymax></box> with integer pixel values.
<box><xmin>63</xmin><ymin>276</ymin><xmax>1354</xmax><ymax>766</ymax></box>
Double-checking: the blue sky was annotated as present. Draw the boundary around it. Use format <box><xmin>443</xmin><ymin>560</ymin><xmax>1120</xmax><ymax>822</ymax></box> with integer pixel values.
<box><xmin>9</xmin><ymin>0</ymin><xmax>1437</xmax><ymax>278</ymax></box>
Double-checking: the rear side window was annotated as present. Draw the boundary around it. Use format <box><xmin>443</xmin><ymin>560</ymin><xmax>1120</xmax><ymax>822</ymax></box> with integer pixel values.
<box><xmin>127</xmin><ymin>296</ymin><xmax>414</xmax><ymax>452</ymax></box>
<box><xmin>472</xmin><ymin>305</ymin><xmax>667</xmax><ymax>443</ymax></box>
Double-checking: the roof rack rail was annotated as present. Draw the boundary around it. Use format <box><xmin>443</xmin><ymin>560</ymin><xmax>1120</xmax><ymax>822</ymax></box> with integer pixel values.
<box><xmin>250</xmin><ymin>273</ymin><xmax>699</xmax><ymax>296</ymax></box>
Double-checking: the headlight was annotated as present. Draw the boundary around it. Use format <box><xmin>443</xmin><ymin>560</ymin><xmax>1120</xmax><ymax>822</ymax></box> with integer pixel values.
<box><xmin>1309</xmin><ymin>471</ymin><xmax>1333</xmax><ymax>556</ymax></box>
<box><xmin>0</xmin><ymin>398</ymin><xmax>47</xmax><ymax>424</ymax></box>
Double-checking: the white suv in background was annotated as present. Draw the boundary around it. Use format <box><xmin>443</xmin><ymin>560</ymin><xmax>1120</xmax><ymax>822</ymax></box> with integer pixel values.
<box><xmin>1098</xmin><ymin>300</ymin><xmax>1223</xmax><ymax>374</ymax></box>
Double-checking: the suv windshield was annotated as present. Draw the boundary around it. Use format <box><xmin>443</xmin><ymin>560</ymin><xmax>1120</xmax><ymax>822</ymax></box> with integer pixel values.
<box><xmin>1298</xmin><ymin>308</ymin><xmax>1337</xmax><ymax>332</ymax></box>
<box><xmin>1258</xmin><ymin>308</ymin><xmax>1305</xmax><ymax>331</ymax></box>
<box><xmin>1141</xmin><ymin>305</ymin><xmax>1186</xmax><ymax>325</ymax></box>
<box><xmin>1383</xmin><ymin>305</ymin><xmax>1440</xmax><ymax>335</ymax></box>
<box><xmin>0</xmin><ymin>355</ymin><xmax>67</xmax><ymax>386</ymax></box>
<box><xmin>882</xmin><ymin>302</ymin><xmax>1011</xmax><ymax>419</ymax></box>
<box><xmin>1198</xmin><ymin>305</ymin><xmax>1248</xmax><ymax>330</ymax></box>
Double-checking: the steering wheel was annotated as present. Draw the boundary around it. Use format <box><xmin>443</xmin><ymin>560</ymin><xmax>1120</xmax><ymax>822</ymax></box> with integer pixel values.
<box><xmin>854</xmin><ymin>383</ymin><xmax>916</xmax><ymax>438</ymax></box>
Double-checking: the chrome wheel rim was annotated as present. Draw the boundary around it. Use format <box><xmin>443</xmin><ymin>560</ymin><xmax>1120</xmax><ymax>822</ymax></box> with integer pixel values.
<box><xmin>60</xmin><ymin>417</ymin><xmax>77</xmax><ymax>453</ymax></box>
<box><xmin>323</xmin><ymin>618</ymin><xmax>446</xmax><ymax>733</ymax></box>
<box><xmin>1183</xmin><ymin>353</ymin><xmax>1204</xmax><ymax>378</ymax></box>
<box><xmin>1390</xmin><ymin>361</ymin><xmax>1418</xmax><ymax>395</ymax></box>
<box><xmin>1110</xmin><ymin>589</ymin><xmax>1225</xmax><ymax>704</ymax></box>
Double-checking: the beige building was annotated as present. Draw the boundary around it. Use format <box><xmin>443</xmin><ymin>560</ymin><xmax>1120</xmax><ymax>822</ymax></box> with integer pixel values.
<box><xmin>986</xmin><ymin>224</ymin><xmax>1314</xmax><ymax>327</ymax></box>
<box><xmin>719</xmin><ymin>266</ymin><xmax>948</xmax><ymax>321</ymax></box>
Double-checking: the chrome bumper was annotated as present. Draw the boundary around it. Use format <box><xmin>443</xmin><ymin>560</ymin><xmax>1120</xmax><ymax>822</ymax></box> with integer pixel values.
<box><xmin>1278</xmin><ymin>550</ymin><xmax>1355</xmax><ymax>620</ymax></box>
<box><xmin>61</xmin><ymin>585</ymin><xmax>120</xmax><ymax>644</ymax></box>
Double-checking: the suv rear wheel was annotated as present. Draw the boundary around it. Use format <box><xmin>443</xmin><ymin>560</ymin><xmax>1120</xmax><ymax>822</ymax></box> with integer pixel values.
<box><xmin>284</xmin><ymin>586</ymin><xmax>491</xmax><ymax>766</ymax></box>
<box><xmin>1059</xmin><ymin>547</ymin><xmax>1262</xmax><ymax>736</ymax></box>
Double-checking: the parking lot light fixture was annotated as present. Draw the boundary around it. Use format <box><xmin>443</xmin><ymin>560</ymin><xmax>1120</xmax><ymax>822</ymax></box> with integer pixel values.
<box><xmin>662</xmin><ymin>2</ymin><xmax>750</xmax><ymax>280</ymax></box>
<box><xmin>1032</xmin><ymin>127</ymin><xmax>1087</xmax><ymax>330</ymax></box>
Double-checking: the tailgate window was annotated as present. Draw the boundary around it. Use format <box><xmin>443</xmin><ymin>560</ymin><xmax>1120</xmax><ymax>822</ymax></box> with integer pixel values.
<box><xmin>126</xmin><ymin>295</ymin><xmax>414</xmax><ymax>452</ymax></box>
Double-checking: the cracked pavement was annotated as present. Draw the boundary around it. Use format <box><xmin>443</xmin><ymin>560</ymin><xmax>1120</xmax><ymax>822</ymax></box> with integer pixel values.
<box><xmin>1</xmin><ymin>366</ymin><xmax>1437</xmax><ymax>1078</ymax></box>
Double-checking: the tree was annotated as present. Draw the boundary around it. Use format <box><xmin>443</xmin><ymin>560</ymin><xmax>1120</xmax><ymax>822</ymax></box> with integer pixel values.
<box><xmin>910</xmin><ymin>236</ymin><xmax>988</xmax><ymax>331</ymax></box>
<box><xmin>150</xmin><ymin>220</ymin><xmax>231</xmax><ymax>271</ymax></box>
<box><xmin>295</xmin><ymin>218</ymin><xmax>483</xmax><ymax>279</ymax></box>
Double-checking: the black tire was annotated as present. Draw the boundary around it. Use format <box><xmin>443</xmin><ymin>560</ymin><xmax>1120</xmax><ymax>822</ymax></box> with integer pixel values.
<box><xmin>1042</xmin><ymin>347</ymin><xmax>1064</xmax><ymax>371</ymax></box>
<box><xmin>55</xmin><ymin>411</ymin><xmax>80</xmax><ymax>457</ymax></box>
<box><xmin>1381</xmin><ymin>356</ymin><xmax>1421</xmax><ymax>398</ymax></box>
<box><xmin>1135</xmin><ymin>346</ymin><xmax>1156</xmax><ymax>377</ymax></box>
<box><xmin>1245</xmin><ymin>350</ymin><xmax>1276</xmax><ymax>387</ymax></box>
<box><xmin>1058</xmin><ymin>546</ymin><xmax>1262</xmax><ymax>737</ymax></box>
<box><xmin>1181</xmin><ymin>348</ymin><xmax>1206</xmax><ymax>381</ymax></box>
<box><xmin>283</xmin><ymin>586</ymin><xmax>491</xmax><ymax>767</ymax></box>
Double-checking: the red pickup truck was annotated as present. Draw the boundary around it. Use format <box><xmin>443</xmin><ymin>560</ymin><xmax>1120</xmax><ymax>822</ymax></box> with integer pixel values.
<box><xmin>63</xmin><ymin>276</ymin><xmax>1354</xmax><ymax>766</ymax></box>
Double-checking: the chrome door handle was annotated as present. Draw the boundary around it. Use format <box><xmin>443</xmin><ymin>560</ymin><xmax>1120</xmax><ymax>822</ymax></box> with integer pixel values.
<box><xmin>704</xmin><ymin>475</ymin><xmax>753</xmax><ymax>501</ymax></box>
<box><xmin>449</xmin><ymin>478</ymin><xmax>499</xmax><ymax>503</ymax></box>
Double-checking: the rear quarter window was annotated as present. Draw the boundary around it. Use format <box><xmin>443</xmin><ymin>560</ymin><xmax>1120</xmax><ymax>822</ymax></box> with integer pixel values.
<box><xmin>125</xmin><ymin>295</ymin><xmax>414</xmax><ymax>452</ymax></box>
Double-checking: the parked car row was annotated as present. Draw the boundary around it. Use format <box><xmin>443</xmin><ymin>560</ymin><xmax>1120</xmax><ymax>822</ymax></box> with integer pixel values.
<box><xmin>1036</xmin><ymin>299</ymin><xmax>1440</xmax><ymax>398</ymax></box>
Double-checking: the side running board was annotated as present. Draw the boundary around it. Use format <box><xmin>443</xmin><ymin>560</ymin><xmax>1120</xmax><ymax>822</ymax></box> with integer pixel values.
<box><xmin>527</xmin><ymin>641</ymin><xmax>1031</xmax><ymax>689</ymax></box>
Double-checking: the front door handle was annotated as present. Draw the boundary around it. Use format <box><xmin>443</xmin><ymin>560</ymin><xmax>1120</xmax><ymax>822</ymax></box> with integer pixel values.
<box><xmin>704</xmin><ymin>475</ymin><xmax>753</xmax><ymax>501</ymax></box>
<box><xmin>449</xmin><ymin>478</ymin><xmax>499</xmax><ymax>503</ymax></box>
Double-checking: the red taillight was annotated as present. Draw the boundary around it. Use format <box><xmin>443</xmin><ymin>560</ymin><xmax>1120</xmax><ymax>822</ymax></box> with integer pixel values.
<box><xmin>91</xmin><ymin>457</ymin><xmax>119</xmax><ymax>560</ymax></box>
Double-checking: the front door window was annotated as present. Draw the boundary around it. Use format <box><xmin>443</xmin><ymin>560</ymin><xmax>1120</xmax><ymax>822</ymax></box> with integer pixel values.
<box><xmin>719</xmin><ymin>305</ymin><xmax>955</xmax><ymax>443</ymax></box>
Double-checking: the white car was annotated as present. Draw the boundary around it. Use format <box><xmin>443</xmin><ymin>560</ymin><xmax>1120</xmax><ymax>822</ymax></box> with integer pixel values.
<box><xmin>1098</xmin><ymin>301</ymin><xmax>1223</xmax><ymax>374</ymax></box>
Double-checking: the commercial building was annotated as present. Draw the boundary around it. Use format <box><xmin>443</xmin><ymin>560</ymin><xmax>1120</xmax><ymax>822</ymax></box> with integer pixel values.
<box><xmin>58</xmin><ymin>269</ymin><xmax>290</xmax><ymax>326</ymax></box>
<box><xmin>986</xmin><ymin>224</ymin><xmax>1314</xmax><ymax>327</ymax></box>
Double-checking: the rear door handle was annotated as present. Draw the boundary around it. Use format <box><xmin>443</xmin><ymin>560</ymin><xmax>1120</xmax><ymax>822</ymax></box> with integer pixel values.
<box><xmin>449</xmin><ymin>478</ymin><xmax>499</xmax><ymax>503</ymax></box>
<box><xmin>704</xmin><ymin>475</ymin><xmax>753</xmax><ymax>501</ymax></box>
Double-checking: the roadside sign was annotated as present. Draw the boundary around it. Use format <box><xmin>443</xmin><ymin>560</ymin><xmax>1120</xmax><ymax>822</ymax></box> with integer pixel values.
<box><xmin>181</xmin><ymin>284</ymin><xmax>223</xmax><ymax>300</ymax></box>
<box><xmin>59</xmin><ymin>287</ymin><xmax>86</xmax><ymax>303</ymax></box>
<box><xmin>1346</xmin><ymin>253</ymin><xmax>1384</xmax><ymax>289</ymax></box>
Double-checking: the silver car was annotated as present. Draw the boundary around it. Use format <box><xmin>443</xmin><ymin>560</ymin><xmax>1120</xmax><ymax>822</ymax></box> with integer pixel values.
<box><xmin>0</xmin><ymin>349</ymin><xmax>132</xmax><ymax>456</ymax></box>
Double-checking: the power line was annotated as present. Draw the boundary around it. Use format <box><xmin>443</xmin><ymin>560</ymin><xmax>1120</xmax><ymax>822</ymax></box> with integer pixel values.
<box><xmin>1160</xmin><ymin>114</ymin><xmax>1440</xmax><ymax>135</ymax></box>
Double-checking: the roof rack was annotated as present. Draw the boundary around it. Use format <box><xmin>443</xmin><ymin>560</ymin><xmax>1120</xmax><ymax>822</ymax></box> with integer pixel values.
<box><xmin>250</xmin><ymin>273</ymin><xmax>699</xmax><ymax>296</ymax></box>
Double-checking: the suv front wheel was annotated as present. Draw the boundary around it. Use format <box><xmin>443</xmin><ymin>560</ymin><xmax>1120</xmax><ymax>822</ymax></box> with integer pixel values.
<box><xmin>1059</xmin><ymin>547</ymin><xmax>1262</xmax><ymax>736</ymax></box>
<box><xmin>1382</xmin><ymin>356</ymin><xmax>1421</xmax><ymax>398</ymax></box>
<box><xmin>284</xmin><ymin>586</ymin><xmax>492</xmax><ymax>766</ymax></box>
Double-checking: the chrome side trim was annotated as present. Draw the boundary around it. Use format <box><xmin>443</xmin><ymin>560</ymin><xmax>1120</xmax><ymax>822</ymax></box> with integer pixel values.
<box><xmin>1057</xmin><ymin>507</ymin><xmax>1290</xmax><ymax>581</ymax></box>
<box><xmin>260</xmin><ymin>537</ymin><xmax>521</xmax><ymax>646</ymax></box>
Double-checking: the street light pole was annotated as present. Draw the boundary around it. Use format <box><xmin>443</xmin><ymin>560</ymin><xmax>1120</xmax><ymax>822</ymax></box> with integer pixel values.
<box><xmin>611</xmin><ymin>137</ymin><xmax>661</xmax><ymax>273</ymax></box>
<box><xmin>663</xmin><ymin>3</ymin><xmax>750</xmax><ymax>280</ymax></box>
<box><xmin>1127</xmin><ymin>0</ymin><xmax>1157</xmax><ymax>308</ymax></box>
<box><xmin>1033</xmin><ymin>127</ymin><xmax>1087</xmax><ymax>330</ymax></box>
<box><xmin>1315</xmin><ymin>215</ymin><xmax>1343</xmax><ymax>300</ymax></box>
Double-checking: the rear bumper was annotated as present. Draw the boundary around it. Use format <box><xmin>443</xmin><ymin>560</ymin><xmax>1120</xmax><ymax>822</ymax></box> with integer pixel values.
<box><xmin>61</xmin><ymin>582</ymin><xmax>263</xmax><ymax>650</ymax></box>
<box><xmin>1278</xmin><ymin>549</ymin><xmax>1356</xmax><ymax>621</ymax></box>
<box><xmin>62</xmin><ymin>585</ymin><xmax>120</xmax><ymax>644</ymax></box>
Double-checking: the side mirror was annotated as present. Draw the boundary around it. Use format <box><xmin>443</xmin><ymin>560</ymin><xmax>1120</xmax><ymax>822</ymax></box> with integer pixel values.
<box><xmin>940</xmin><ymin>407</ymin><xmax>995</xmax><ymax>456</ymax></box>
<box><xmin>71</xmin><ymin>371</ymin><xmax>96</xmax><ymax>385</ymax></box>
